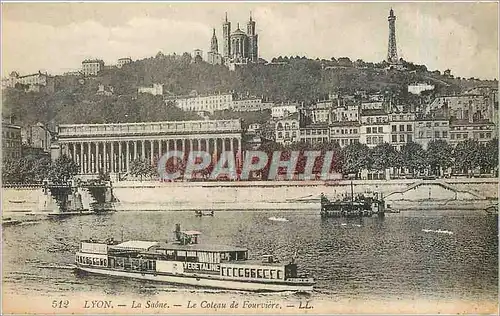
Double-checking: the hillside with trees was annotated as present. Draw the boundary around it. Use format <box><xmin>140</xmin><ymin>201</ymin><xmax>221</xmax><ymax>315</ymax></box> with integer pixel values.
<box><xmin>2</xmin><ymin>53</ymin><xmax>497</xmax><ymax>128</ymax></box>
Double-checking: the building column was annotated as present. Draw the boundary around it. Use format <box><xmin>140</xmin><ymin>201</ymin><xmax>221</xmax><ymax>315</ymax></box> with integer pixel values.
<box><xmin>222</xmin><ymin>138</ymin><xmax>226</xmax><ymax>153</ymax></box>
<box><xmin>126</xmin><ymin>141</ymin><xmax>130</xmax><ymax>172</ymax></box>
<box><xmin>174</xmin><ymin>139</ymin><xmax>177</xmax><ymax>152</ymax></box>
<box><xmin>87</xmin><ymin>141</ymin><xmax>92</xmax><ymax>174</ymax></box>
<box><xmin>197</xmin><ymin>139</ymin><xmax>201</xmax><ymax>151</ymax></box>
<box><xmin>205</xmin><ymin>139</ymin><xmax>209</xmax><ymax>154</ymax></box>
<box><xmin>118</xmin><ymin>141</ymin><xmax>122</xmax><ymax>173</ymax></box>
<box><xmin>110</xmin><ymin>141</ymin><xmax>115</xmax><ymax>173</ymax></box>
<box><xmin>150</xmin><ymin>140</ymin><xmax>154</xmax><ymax>165</ymax></box>
<box><xmin>189</xmin><ymin>139</ymin><xmax>193</xmax><ymax>153</ymax></box>
<box><xmin>80</xmin><ymin>142</ymin><xmax>84</xmax><ymax>174</ymax></box>
<box><xmin>134</xmin><ymin>141</ymin><xmax>138</xmax><ymax>160</ymax></box>
<box><xmin>94</xmin><ymin>142</ymin><xmax>99</xmax><ymax>173</ymax></box>
<box><xmin>213</xmin><ymin>138</ymin><xmax>218</xmax><ymax>163</ymax></box>
<box><xmin>103</xmin><ymin>141</ymin><xmax>107</xmax><ymax>173</ymax></box>
<box><xmin>159</xmin><ymin>140</ymin><xmax>162</xmax><ymax>158</ymax></box>
<box><xmin>230</xmin><ymin>137</ymin><xmax>234</xmax><ymax>154</ymax></box>
<box><xmin>72</xmin><ymin>143</ymin><xmax>76</xmax><ymax>162</ymax></box>
<box><xmin>237</xmin><ymin>138</ymin><xmax>242</xmax><ymax>169</ymax></box>
<box><xmin>141</xmin><ymin>140</ymin><xmax>145</xmax><ymax>160</ymax></box>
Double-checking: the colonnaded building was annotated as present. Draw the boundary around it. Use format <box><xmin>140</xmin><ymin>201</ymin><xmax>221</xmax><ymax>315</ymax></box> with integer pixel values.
<box><xmin>53</xmin><ymin>120</ymin><xmax>243</xmax><ymax>175</ymax></box>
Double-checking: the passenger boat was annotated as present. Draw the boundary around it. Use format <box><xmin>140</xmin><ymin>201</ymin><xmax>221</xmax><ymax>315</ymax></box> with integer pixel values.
<box><xmin>194</xmin><ymin>210</ymin><xmax>214</xmax><ymax>217</ymax></box>
<box><xmin>74</xmin><ymin>224</ymin><xmax>314</xmax><ymax>292</ymax></box>
<box><xmin>320</xmin><ymin>181</ymin><xmax>387</xmax><ymax>218</ymax></box>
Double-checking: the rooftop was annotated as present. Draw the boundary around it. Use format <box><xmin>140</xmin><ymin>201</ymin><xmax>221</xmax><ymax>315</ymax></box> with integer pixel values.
<box><xmin>113</xmin><ymin>240</ymin><xmax>159</xmax><ymax>251</ymax></box>
<box><xmin>158</xmin><ymin>243</ymin><xmax>247</xmax><ymax>253</ymax></box>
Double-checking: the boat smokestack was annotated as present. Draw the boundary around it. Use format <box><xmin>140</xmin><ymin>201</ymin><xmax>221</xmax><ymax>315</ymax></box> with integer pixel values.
<box><xmin>175</xmin><ymin>224</ymin><xmax>181</xmax><ymax>241</ymax></box>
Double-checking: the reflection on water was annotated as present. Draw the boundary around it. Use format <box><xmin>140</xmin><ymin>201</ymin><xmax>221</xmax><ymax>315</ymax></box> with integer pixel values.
<box><xmin>2</xmin><ymin>210</ymin><xmax>498</xmax><ymax>302</ymax></box>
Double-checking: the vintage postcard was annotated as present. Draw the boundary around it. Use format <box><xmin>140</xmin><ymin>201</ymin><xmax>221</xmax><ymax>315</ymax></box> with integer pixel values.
<box><xmin>1</xmin><ymin>1</ymin><xmax>498</xmax><ymax>315</ymax></box>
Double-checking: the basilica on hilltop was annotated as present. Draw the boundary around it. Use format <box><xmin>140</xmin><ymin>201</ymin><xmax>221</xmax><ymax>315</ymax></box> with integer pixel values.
<box><xmin>208</xmin><ymin>13</ymin><xmax>259</xmax><ymax>66</ymax></box>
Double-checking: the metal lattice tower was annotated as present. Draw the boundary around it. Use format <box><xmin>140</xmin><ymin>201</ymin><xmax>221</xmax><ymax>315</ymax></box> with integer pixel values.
<box><xmin>387</xmin><ymin>8</ymin><xmax>398</xmax><ymax>64</ymax></box>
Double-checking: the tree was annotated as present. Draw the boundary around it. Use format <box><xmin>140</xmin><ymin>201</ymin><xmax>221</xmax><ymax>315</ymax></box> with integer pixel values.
<box><xmin>426</xmin><ymin>139</ymin><xmax>453</xmax><ymax>176</ymax></box>
<box><xmin>342</xmin><ymin>142</ymin><xmax>371</xmax><ymax>178</ymax></box>
<box><xmin>370</xmin><ymin>143</ymin><xmax>398</xmax><ymax>171</ymax></box>
<box><xmin>48</xmin><ymin>155</ymin><xmax>79</xmax><ymax>183</ymax></box>
<box><xmin>480</xmin><ymin>138</ymin><xmax>498</xmax><ymax>174</ymax></box>
<box><xmin>452</xmin><ymin>139</ymin><xmax>481</xmax><ymax>175</ymax></box>
<box><xmin>399</xmin><ymin>142</ymin><xmax>426</xmax><ymax>176</ymax></box>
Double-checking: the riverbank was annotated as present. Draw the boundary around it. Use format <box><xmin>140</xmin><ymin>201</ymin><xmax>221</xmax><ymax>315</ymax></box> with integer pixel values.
<box><xmin>3</xmin><ymin>178</ymin><xmax>497</xmax><ymax>213</ymax></box>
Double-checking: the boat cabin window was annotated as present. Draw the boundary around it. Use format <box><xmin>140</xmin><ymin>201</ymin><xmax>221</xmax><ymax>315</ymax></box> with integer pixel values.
<box><xmin>277</xmin><ymin>270</ymin><xmax>283</xmax><ymax>279</ymax></box>
<box><xmin>250</xmin><ymin>269</ymin><xmax>256</xmax><ymax>278</ymax></box>
<box><xmin>239</xmin><ymin>268</ymin><xmax>244</xmax><ymax>277</ymax></box>
<box><xmin>257</xmin><ymin>269</ymin><xmax>263</xmax><ymax>278</ymax></box>
<box><xmin>264</xmin><ymin>269</ymin><xmax>269</xmax><ymax>278</ymax></box>
<box><xmin>270</xmin><ymin>270</ymin><xmax>275</xmax><ymax>279</ymax></box>
<box><xmin>244</xmin><ymin>269</ymin><xmax>250</xmax><ymax>278</ymax></box>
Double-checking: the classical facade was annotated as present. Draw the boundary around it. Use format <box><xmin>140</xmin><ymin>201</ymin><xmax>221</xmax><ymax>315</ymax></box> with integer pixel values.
<box><xmin>55</xmin><ymin>120</ymin><xmax>243</xmax><ymax>175</ymax></box>
<box><xmin>222</xmin><ymin>13</ymin><xmax>258</xmax><ymax>64</ymax></box>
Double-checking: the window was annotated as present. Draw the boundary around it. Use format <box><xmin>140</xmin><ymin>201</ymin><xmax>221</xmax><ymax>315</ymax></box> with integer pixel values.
<box><xmin>435</xmin><ymin>131</ymin><xmax>440</xmax><ymax>138</ymax></box>
<box><xmin>407</xmin><ymin>124</ymin><xmax>412</xmax><ymax>132</ymax></box>
<box><xmin>378</xmin><ymin>127</ymin><xmax>383</xmax><ymax>133</ymax></box>
<box><xmin>250</xmin><ymin>269</ymin><xmax>256</xmax><ymax>278</ymax></box>
<box><xmin>257</xmin><ymin>269</ymin><xmax>263</xmax><ymax>278</ymax></box>
<box><xmin>270</xmin><ymin>270</ymin><xmax>275</xmax><ymax>279</ymax></box>
<box><xmin>399</xmin><ymin>134</ymin><xmax>405</xmax><ymax>142</ymax></box>
<box><xmin>480</xmin><ymin>133</ymin><xmax>485</xmax><ymax>139</ymax></box>
<box><xmin>277</xmin><ymin>270</ymin><xmax>283</xmax><ymax>279</ymax></box>
<box><xmin>407</xmin><ymin>135</ymin><xmax>412</xmax><ymax>142</ymax></box>
<box><xmin>392</xmin><ymin>125</ymin><xmax>397</xmax><ymax>132</ymax></box>
<box><xmin>399</xmin><ymin>125</ymin><xmax>405</xmax><ymax>132</ymax></box>
<box><xmin>442</xmin><ymin>131</ymin><xmax>448</xmax><ymax>138</ymax></box>
<box><xmin>367</xmin><ymin>137</ymin><xmax>372</xmax><ymax>145</ymax></box>
<box><xmin>392</xmin><ymin>135</ymin><xmax>397</xmax><ymax>143</ymax></box>
<box><xmin>419</xmin><ymin>131</ymin><xmax>424</xmax><ymax>138</ymax></box>
<box><xmin>244</xmin><ymin>269</ymin><xmax>250</xmax><ymax>278</ymax></box>
<box><xmin>367</xmin><ymin>127</ymin><xmax>371</xmax><ymax>134</ymax></box>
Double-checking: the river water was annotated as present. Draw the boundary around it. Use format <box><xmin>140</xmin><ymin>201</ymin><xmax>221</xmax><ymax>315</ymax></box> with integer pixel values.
<box><xmin>2</xmin><ymin>209</ymin><xmax>498</xmax><ymax>313</ymax></box>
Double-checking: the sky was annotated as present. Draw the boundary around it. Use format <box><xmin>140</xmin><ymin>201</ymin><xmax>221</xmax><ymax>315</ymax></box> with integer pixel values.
<box><xmin>1</xmin><ymin>2</ymin><xmax>498</xmax><ymax>79</ymax></box>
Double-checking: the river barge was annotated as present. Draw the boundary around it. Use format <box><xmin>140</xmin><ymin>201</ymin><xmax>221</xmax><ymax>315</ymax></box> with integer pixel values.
<box><xmin>75</xmin><ymin>224</ymin><xmax>314</xmax><ymax>292</ymax></box>
<box><xmin>320</xmin><ymin>181</ymin><xmax>388</xmax><ymax>218</ymax></box>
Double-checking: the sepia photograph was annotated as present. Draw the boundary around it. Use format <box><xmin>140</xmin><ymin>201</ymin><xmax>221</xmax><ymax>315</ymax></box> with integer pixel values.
<box><xmin>1</xmin><ymin>1</ymin><xmax>499</xmax><ymax>315</ymax></box>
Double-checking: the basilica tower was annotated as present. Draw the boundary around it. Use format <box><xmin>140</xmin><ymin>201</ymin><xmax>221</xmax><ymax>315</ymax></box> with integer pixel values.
<box><xmin>387</xmin><ymin>8</ymin><xmax>398</xmax><ymax>64</ymax></box>
<box><xmin>247</xmin><ymin>13</ymin><xmax>258</xmax><ymax>62</ymax></box>
<box><xmin>210</xmin><ymin>28</ymin><xmax>218</xmax><ymax>53</ymax></box>
<box><xmin>222</xmin><ymin>12</ymin><xmax>231</xmax><ymax>58</ymax></box>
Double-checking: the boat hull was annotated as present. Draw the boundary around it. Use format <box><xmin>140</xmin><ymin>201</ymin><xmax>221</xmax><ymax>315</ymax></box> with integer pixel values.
<box><xmin>76</xmin><ymin>266</ymin><xmax>314</xmax><ymax>292</ymax></box>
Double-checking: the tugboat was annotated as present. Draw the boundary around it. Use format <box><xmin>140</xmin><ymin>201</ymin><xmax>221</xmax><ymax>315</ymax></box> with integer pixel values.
<box><xmin>194</xmin><ymin>210</ymin><xmax>214</xmax><ymax>217</ymax></box>
<box><xmin>74</xmin><ymin>224</ymin><xmax>314</xmax><ymax>292</ymax></box>
<box><xmin>320</xmin><ymin>181</ymin><xmax>387</xmax><ymax>218</ymax></box>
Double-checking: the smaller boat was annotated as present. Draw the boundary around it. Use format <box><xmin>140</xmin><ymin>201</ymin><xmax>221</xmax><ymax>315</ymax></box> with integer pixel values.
<box><xmin>195</xmin><ymin>210</ymin><xmax>214</xmax><ymax>217</ymax></box>
<box><xmin>268</xmin><ymin>217</ymin><xmax>289</xmax><ymax>222</ymax></box>
<box><xmin>2</xmin><ymin>217</ymin><xmax>22</xmax><ymax>227</ymax></box>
